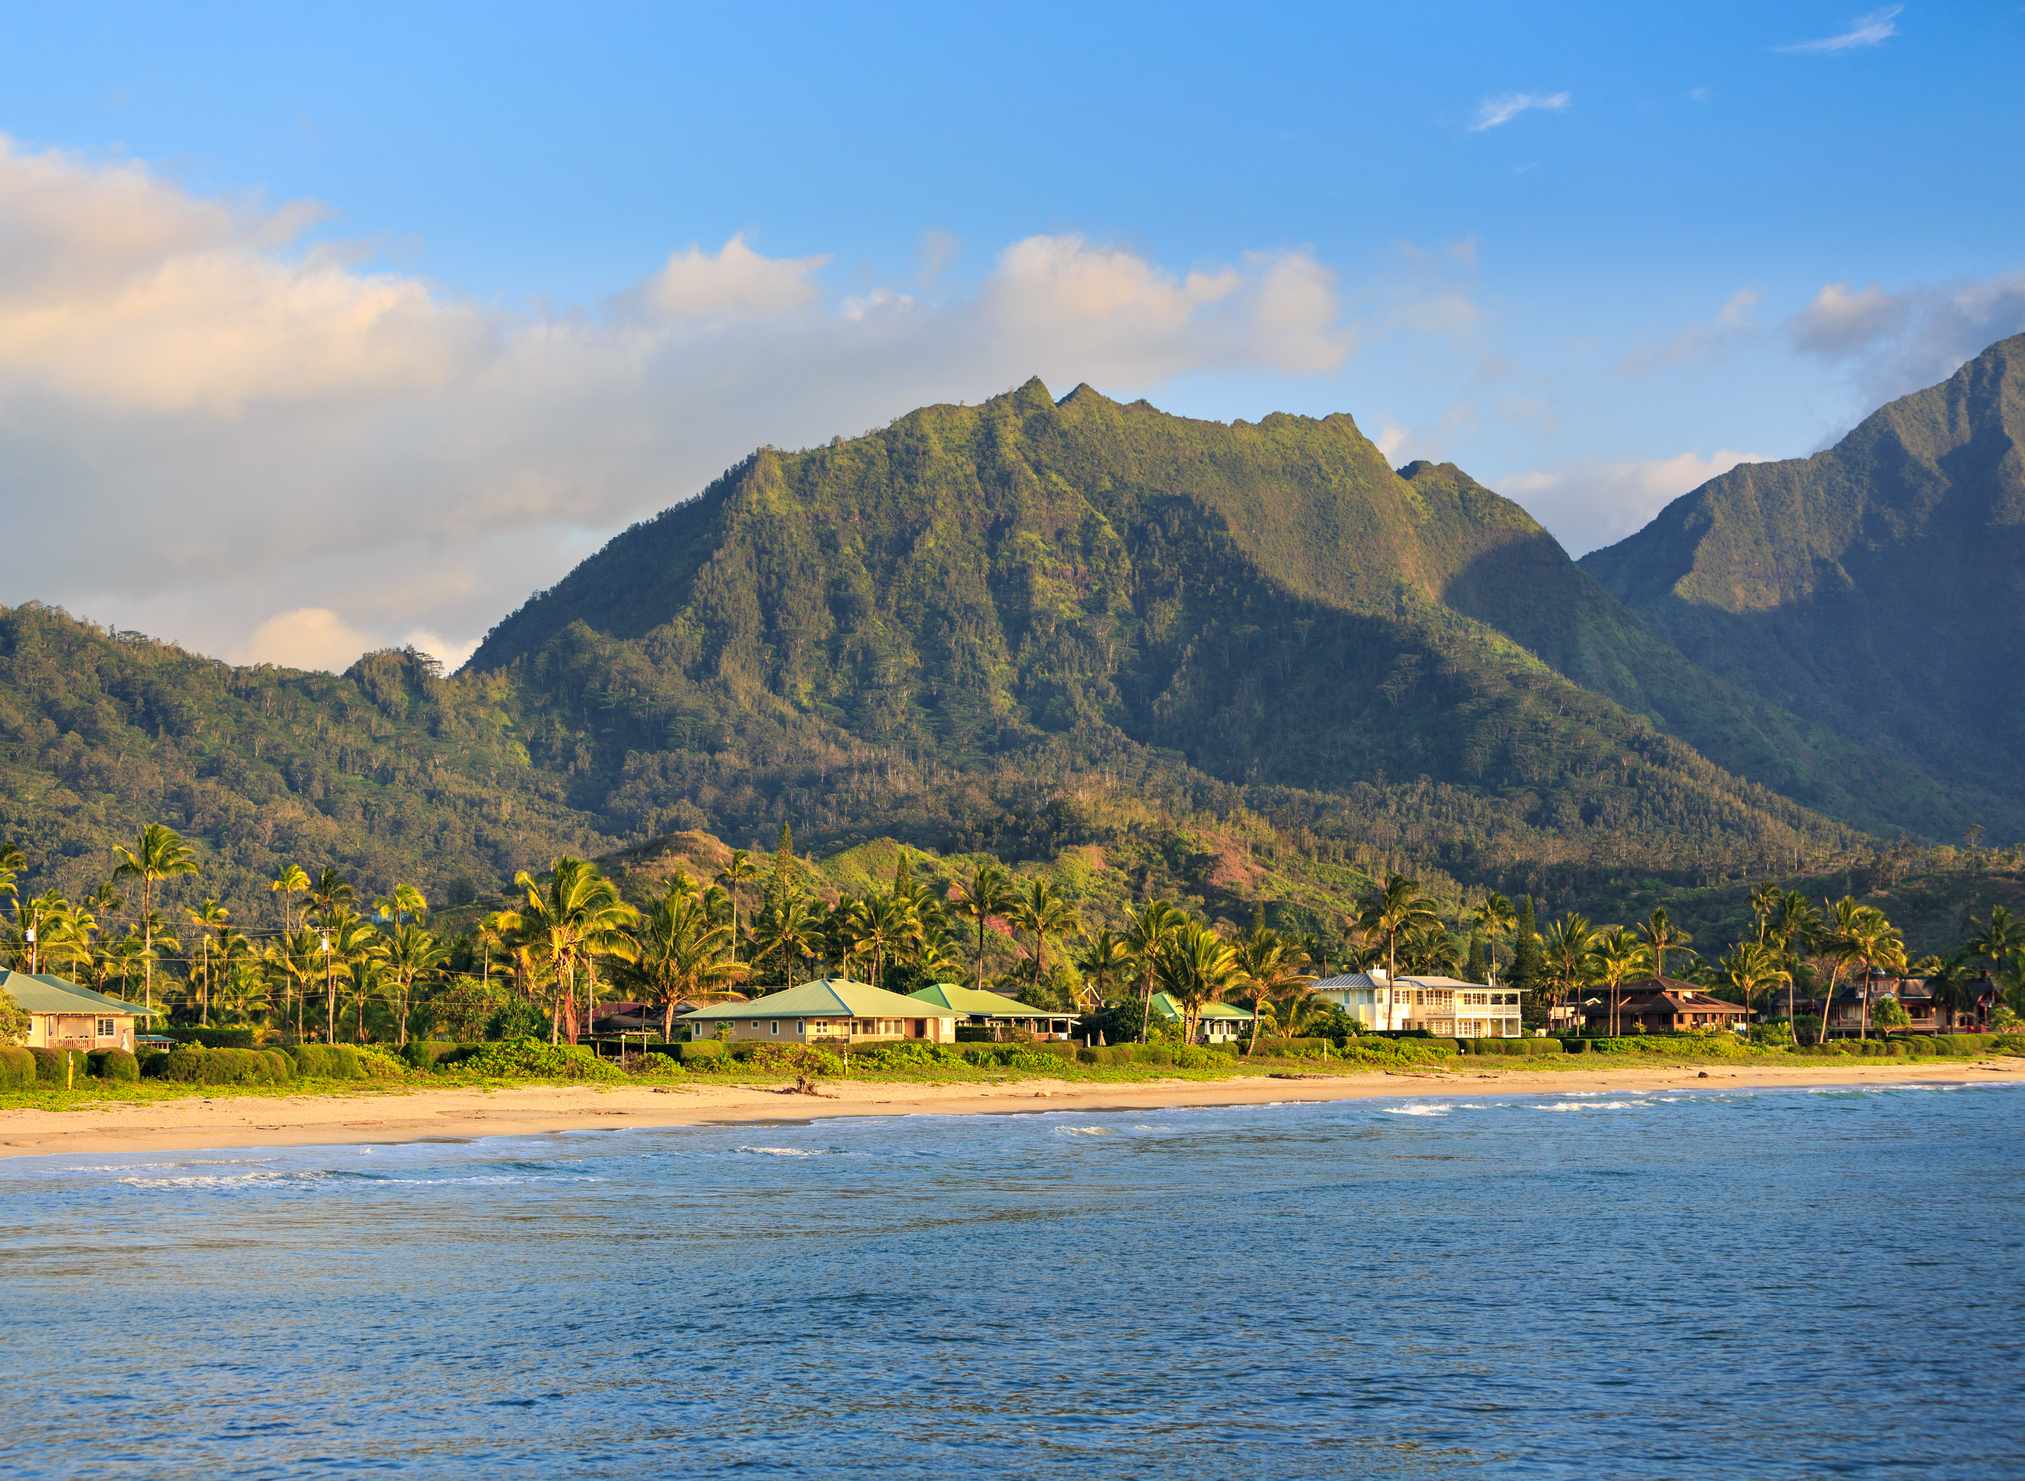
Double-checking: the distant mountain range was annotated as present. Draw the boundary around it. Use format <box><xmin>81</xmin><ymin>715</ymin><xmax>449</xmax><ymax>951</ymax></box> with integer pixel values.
<box><xmin>1582</xmin><ymin>332</ymin><xmax>2025</xmax><ymax>838</ymax></box>
<box><xmin>4</xmin><ymin>342</ymin><xmax>2020</xmax><ymax>928</ymax></box>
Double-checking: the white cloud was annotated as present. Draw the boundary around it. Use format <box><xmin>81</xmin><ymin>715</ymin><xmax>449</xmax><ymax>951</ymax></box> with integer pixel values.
<box><xmin>232</xmin><ymin>608</ymin><xmax>377</xmax><ymax>672</ymax></box>
<box><xmin>1497</xmin><ymin>449</ymin><xmax>1766</xmax><ymax>556</ymax></box>
<box><xmin>637</xmin><ymin>234</ymin><xmax>830</xmax><ymax>323</ymax></box>
<box><xmin>1468</xmin><ymin>92</ymin><xmax>1570</xmax><ymax>132</ymax></box>
<box><xmin>1776</xmin><ymin>6</ymin><xmax>1901</xmax><ymax>54</ymax></box>
<box><xmin>0</xmin><ymin>139</ymin><xmax>1360</xmax><ymax>668</ymax></box>
<box><xmin>1787</xmin><ymin>271</ymin><xmax>2025</xmax><ymax>404</ymax></box>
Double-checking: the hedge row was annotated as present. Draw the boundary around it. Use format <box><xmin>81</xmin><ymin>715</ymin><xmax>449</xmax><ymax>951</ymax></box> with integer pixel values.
<box><xmin>143</xmin><ymin>1046</ymin><xmax>296</xmax><ymax>1084</ymax></box>
<box><xmin>152</xmin><ymin>1028</ymin><xmax>257</xmax><ymax>1050</ymax></box>
<box><xmin>1464</xmin><ymin>1038</ymin><xmax>1565</xmax><ymax>1056</ymax></box>
<box><xmin>0</xmin><ymin>1045</ymin><xmax>36</xmax><ymax>1089</ymax></box>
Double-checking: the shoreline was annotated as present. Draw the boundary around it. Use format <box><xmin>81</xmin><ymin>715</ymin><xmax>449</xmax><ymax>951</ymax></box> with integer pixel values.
<box><xmin>3</xmin><ymin>1057</ymin><xmax>2020</xmax><ymax>1161</ymax></box>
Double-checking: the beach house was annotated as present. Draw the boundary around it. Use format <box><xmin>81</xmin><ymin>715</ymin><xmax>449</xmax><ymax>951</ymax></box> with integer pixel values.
<box><xmin>678</xmin><ymin>978</ymin><xmax>957</xmax><ymax>1044</ymax></box>
<box><xmin>1147</xmin><ymin>991</ymin><xmax>1254</xmax><ymax>1044</ymax></box>
<box><xmin>1575</xmin><ymin>977</ymin><xmax>1749</xmax><ymax>1035</ymax></box>
<box><xmin>1311</xmin><ymin>970</ymin><xmax>1523</xmax><ymax>1038</ymax></box>
<box><xmin>3</xmin><ymin>971</ymin><xmax>153</xmax><ymax>1051</ymax></box>
<box><xmin>905</xmin><ymin>982</ymin><xmax>1079</xmax><ymax>1041</ymax></box>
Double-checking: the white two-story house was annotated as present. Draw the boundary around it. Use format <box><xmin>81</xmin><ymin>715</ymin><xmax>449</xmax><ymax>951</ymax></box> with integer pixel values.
<box><xmin>1312</xmin><ymin>970</ymin><xmax>1524</xmax><ymax>1038</ymax></box>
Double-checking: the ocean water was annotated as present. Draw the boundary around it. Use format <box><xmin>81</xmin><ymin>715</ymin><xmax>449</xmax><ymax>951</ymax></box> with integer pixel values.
<box><xmin>2</xmin><ymin>1083</ymin><xmax>2021</xmax><ymax>1480</ymax></box>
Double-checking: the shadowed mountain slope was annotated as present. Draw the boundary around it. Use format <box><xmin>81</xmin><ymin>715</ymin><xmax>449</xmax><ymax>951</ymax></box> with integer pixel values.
<box><xmin>1581</xmin><ymin>334</ymin><xmax>2025</xmax><ymax>836</ymax></box>
<box><xmin>467</xmin><ymin>378</ymin><xmax>1902</xmax><ymax>859</ymax></box>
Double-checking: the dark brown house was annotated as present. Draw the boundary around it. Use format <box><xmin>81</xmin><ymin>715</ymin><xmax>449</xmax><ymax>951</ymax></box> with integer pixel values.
<box><xmin>1578</xmin><ymin>976</ymin><xmax>1751</xmax><ymax>1035</ymax></box>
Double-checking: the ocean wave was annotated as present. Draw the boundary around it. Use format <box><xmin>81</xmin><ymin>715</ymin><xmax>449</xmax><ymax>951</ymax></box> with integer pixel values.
<box><xmin>734</xmin><ymin>1146</ymin><xmax>827</xmax><ymax>1157</ymax></box>
<box><xmin>1531</xmin><ymin>1100</ymin><xmax>1647</xmax><ymax>1112</ymax></box>
<box><xmin>1384</xmin><ymin>1104</ymin><xmax>1451</xmax><ymax>1116</ymax></box>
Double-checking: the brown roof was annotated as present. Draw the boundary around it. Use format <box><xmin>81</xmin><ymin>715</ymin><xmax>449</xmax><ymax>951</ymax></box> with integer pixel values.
<box><xmin>1583</xmin><ymin>977</ymin><xmax>1749</xmax><ymax>1016</ymax></box>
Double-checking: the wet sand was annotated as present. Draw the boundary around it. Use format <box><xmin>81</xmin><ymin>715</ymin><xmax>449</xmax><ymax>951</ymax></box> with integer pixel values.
<box><xmin>2</xmin><ymin>1057</ymin><xmax>2019</xmax><ymax>1160</ymax></box>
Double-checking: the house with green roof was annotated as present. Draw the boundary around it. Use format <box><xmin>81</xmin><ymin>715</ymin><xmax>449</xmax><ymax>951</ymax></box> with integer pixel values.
<box><xmin>2</xmin><ymin>970</ymin><xmax>155</xmax><ymax>1052</ymax></box>
<box><xmin>679</xmin><ymin>979</ymin><xmax>957</xmax><ymax>1045</ymax></box>
<box><xmin>906</xmin><ymin>983</ymin><xmax>1079</xmax><ymax>1041</ymax></box>
<box><xmin>1148</xmin><ymin>990</ymin><xmax>1254</xmax><ymax>1045</ymax></box>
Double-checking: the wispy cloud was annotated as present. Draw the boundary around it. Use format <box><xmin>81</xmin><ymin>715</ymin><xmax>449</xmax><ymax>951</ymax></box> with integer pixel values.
<box><xmin>1776</xmin><ymin>5</ymin><xmax>1901</xmax><ymax>54</ymax></box>
<box><xmin>1618</xmin><ymin>288</ymin><xmax>1761</xmax><ymax>376</ymax></box>
<box><xmin>1468</xmin><ymin>91</ymin><xmax>1570</xmax><ymax>132</ymax></box>
<box><xmin>1787</xmin><ymin>270</ymin><xmax>2025</xmax><ymax>405</ymax></box>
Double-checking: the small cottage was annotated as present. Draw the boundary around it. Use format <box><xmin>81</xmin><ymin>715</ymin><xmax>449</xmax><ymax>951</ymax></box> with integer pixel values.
<box><xmin>679</xmin><ymin>979</ymin><xmax>957</xmax><ymax>1044</ymax></box>
<box><xmin>3</xmin><ymin>971</ymin><xmax>154</xmax><ymax>1051</ymax></box>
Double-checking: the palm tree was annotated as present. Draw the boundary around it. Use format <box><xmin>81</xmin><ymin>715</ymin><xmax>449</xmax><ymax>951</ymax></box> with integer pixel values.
<box><xmin>1154</xmin><ymin>921</ymin><xmax>1241</xmax><ymax>1046</ymax></box>
<box><xmin>1965</xmin><ymin>907</ymin><xmax>2024</xmax><ymax>1025</ymax></box>
<box><xmin>1540</xmin><ymin>914</ymin><xmax>1597</xmax><ymax>1021</ymax></box>
<box><xmin>1841</xmin><ymin>907</ymin><xmax>1907</xmax><ymax>1039</ymax></box>
<box><xmin>624</xmin><ymin>886</ymin><xmax>749</xmax><ymax>1039</ymax></box>
<box><xmin>1717</xmin><ymin>941</ymin><xmax>1786</xmax><ymax>1038</ymax></box>
<box><xmin>1637</xmin><ymin>907</ymin><xmax>1696</xmax><ymax>981</ymax></box>
<box><xmin>715</xmin><ymin>849</ymin><xmax>759</xmax><ymax>962</ymax></box>
<box><xmin>270</xmin><ymin>865</ymin><xmax>310</xmax><ymax>936</ymax></box>
<box><xmin>1356</xmin><ymin>874</ymin><xmax>1441</xmax><ymax>988</ymax></box>
<box><xmin>497</xmin><ymin>857</ymin><xmax>641</xmax><ymax>1045</ymax></box>
<box><xmin>0</xmin><ymin>841</ymin><xmax>24</xmax><ymax>910</ymax></box>
<box><xmin>374</xmin><ymin>923</ymin><xmax>448</xmax><ymax>1048</ymax></box>
<box><xmin>854</xmin><ymin>892</ymin><xmax>921</xmax><ymax>989</ymax></box>
<box><xmin>948</xmin><ymin>862</ymin><xmax>1016</xmax><ymax>992</ymax></box>
<box><xmin>313</xmin><ymin>906</ymin><xmax>380</xmax><ymax>1044</ymax></box>
<box><xmin>1473</xmin><ymin>893</ymin><xmax>1516</xmax><ymax>987</ymax></box>
<box><xmin>750</xmin><ymin>895</ymin><xmax>823</xmax><ymax>988</ymax></box>
<box><xmin>110</xmin><ymin>824</ymin><xmax>200</xmax><ymax>1011</ymax></box>
<box><xmin>1126</xmin><ymin>900</ymin><xmax>1187</xmax><ymax>1044</ymax></box>
<box><xmin>1232</xmin><ymin>928</ymin><xmax>1317</xmax><ymax>1055</ymax></box>
<box><xmin>184</xmin><ymin>899</ymin><xmax>230</xmax><ymax>1027</ymax></box>
<box><xmin>1815</xmin><ymin>896</ymin><xmax>1867</xmax><ymax>1043</ymax></box>
<box><xmin>266</xmin><ymin>927</ymin><xmax>325</xmax><ymax>1042</ymax></box>
<box><xmin>1075</xmin><ymin>930</ymin><xmax>1133</xmax><ymax>1018</ymax></box>
<box><xmin>1006</xmin><ymin>878</ymin><xmax>1079</xmax><ymax>992</ymax></box>
<box><xmin>1589</xmin><ymin>927</ymin><xmax>1652</xmax><ymax>1037</ymax></box>
<box><xmin>1768</xmin><ymin>891</ymin><xmax>1822</xmax><ymax>1027</ymax></box>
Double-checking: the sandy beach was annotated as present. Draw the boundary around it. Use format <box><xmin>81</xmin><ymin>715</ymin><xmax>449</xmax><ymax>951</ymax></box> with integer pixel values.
<box><xmin>3</xmin><ymin>1057</ymin><xmax>2020</xmax><ymax>1161</ymax></box>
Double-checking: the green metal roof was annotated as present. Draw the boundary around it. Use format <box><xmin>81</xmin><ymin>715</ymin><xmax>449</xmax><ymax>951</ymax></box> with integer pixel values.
<box><xmin>679</xmin><ymin>979</ymin><xmax>956</xmax><ymax>1021</ymax></box>
<box><xmin>1148</xmin><ymin>990</ymin><xmax>1253</xmax><ymax>1022</ymax></box>
<box><xmin>906</xmin><ymin>983</ymin><xmax>1077</xmax><ymax>1019</ymax></box>
<box><xmin>0</xmin><ymin>971</ymin><xmax>157</xmax><ymax>1016</ymax></box>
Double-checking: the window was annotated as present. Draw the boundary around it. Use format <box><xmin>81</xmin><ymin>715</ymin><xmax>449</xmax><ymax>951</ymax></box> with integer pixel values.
<box><xmin>98</xmin><ymin>1018</ymin><xmax>115</xmax><ymax>1036</ymax></box>
<box><xmin>770</xmin><ymin>1022</ymin><xmax>779</xmax><ymax>1036</ymax></box>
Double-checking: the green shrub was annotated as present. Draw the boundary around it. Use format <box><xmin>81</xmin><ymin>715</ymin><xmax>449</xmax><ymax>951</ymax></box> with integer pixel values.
<box><xmin>735</xmin><ymin>1043</ymin><xmax>844</xmax><ymax>1076</ymax></box>
<box><xmin>669</xmin><ymin>1039</ymin><xmax>727</xmax><ymax>1066</ymax></box>
<box><xmin>0</xmin><ymin>1044</ymin><xmax>36</xmax><ymax>1089</ymax></box>
<box><xmin>1248</xmin><ymin>1037</ymin><xmax>1332</xmax><ymax>1059</ymax></box>
<box><xmin>155</xmin><ymin>1028</ymin><xmax>256</xmax><ymax>1050</ymax></box>
<box><xmin>262</xmin><ymin>1049</ymin><xmax>294</xmax><ymax>1083</ymax></box>
<box><xmin>850</xmin><ymin>1041</ymin><xmax>968</xmax><ymax>1070</ymax></box>
<box><xmin>88</xmin><ymin>1048</ymin><xmax>140</xmax><ymax>1082</ymax></box>
<box><xmin>353</xmin><ymin>1047</ymin><xmax>407</xmax><ymax>1079</ymax></box>
<box><xmin>143</xmin><ymin>1045</ymin><xmax>279</xmax><ymax>1085</ymax></box>
<box><xmin>458</xmin><ymin>1037</ymin><xmax>625</xmax><ymax>1081</ymax></box>
<box><xmin>1172</xmin><ymin>1045</ymin><xmax>1234</xmax><ymax>1069</ymax></box>
<box><xmin>1559</xmin><ymin>1038</ymin><xmax>1590</xmax><ymax>1053</ymax></box>
<box><xmin>290</xmin><ymin>1044</ymin><xmax>367</xmax><ymax>1079</ymax></box>
<box><xmin>31</xmin><ymin>1047</ymin><xmax>81</xmax><ymax>1084</ymax></box>
<box><xmin>1130</xmin><ymin>1044</ymin><xmax>1174</xmax><ymax>1065</ymax></box>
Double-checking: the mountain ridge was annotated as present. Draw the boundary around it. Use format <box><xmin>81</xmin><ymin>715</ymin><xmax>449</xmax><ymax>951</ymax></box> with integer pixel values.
<box><xmin>1581</xmin><ymin>332</ymin><xmax>2025</xmax><ymax>834</ymax></box>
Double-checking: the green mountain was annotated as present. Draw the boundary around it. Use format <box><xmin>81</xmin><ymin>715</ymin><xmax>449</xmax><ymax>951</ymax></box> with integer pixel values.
<box><xmin>1580</xmin><ymin>333</ymin><xmax>2025</xmax><ymax>839</ymax></box>
<box><xmin>468</xmin><ymin>378</ymin><xmax>1877</xmax><ymax>871</ymax></box>
<box><xmin>14</xmin><ymin>373</ymin><xmax>1975</xmax><ymax>937</ymax></box>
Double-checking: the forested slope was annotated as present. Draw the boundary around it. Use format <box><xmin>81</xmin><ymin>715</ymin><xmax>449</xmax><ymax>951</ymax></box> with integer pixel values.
<box><xmin>1582</xmin><ymin>333</ymin><xmax>2025</xmax><ymax>836</ymax></box>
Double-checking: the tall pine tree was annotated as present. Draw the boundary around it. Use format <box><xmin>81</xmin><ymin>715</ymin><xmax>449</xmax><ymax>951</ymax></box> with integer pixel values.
<box><xmin>1511</xmin><ymin>896</ymin><xmax>1543</xmax><ymax>998</ymax></box>
<box><xmin>765</xmin><ymin>823</ymin><xmax>801</xmax><ymax>912</ymax></box>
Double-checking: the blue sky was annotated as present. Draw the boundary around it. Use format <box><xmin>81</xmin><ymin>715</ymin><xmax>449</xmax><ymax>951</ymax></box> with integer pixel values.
<box><xmin>1</xmin><ymin>1</ymin><xmax>2020</xmax><ymax>668</ymax></box>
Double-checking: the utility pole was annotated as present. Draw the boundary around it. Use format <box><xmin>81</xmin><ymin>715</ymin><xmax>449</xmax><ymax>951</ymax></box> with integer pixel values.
<box><xmin>322</xmin><ymin>932</ymin><xmax>334</xmax><ymax>1043</ymax></box>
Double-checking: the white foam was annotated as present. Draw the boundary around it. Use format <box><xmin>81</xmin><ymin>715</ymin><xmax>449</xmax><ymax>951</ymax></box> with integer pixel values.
<box><xmin>1532</xmin><ymin>1100</ymin><xmax>1644</xmax><ymax>1112</ymax></box>
<box><xmin>1384</xmin><ymin>1104</ymin><xmax>1450</xmax><ymax>1116</ymax></box>
<box><xmin>735</xmin><ymin>1146</ymin><xmax>824</xmax><ymax>1157</ymax></box>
